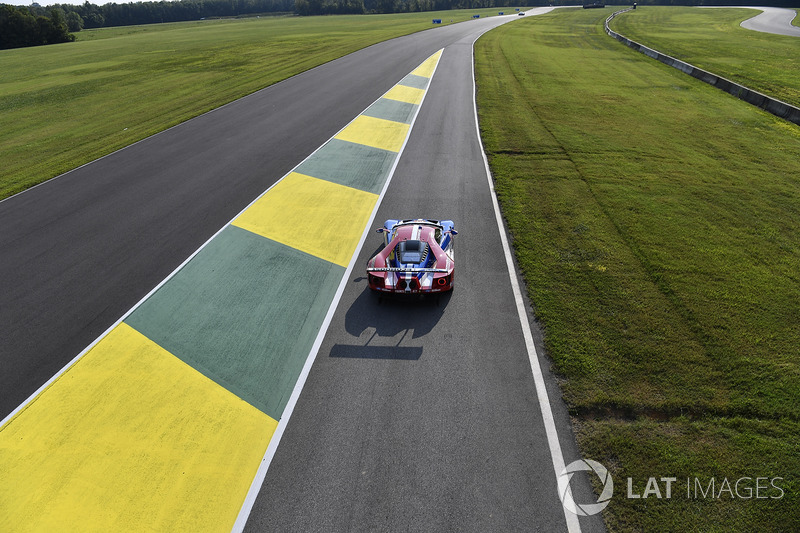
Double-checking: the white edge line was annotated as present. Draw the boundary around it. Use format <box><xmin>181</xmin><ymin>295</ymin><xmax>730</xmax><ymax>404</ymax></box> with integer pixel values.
<box><xmin>0</xmin><ymin>52</ymin><xmax>437</xmax><ymax>432</ymax></box>
<box><xmin>469</xmin><ymin>28</ymin><xmax>582</xmax><ymax>533</ymax></box>
<box><xmin>230</xmin><ymin>49</ymin><xmax>444</xmax><ymax>533</ymax></box>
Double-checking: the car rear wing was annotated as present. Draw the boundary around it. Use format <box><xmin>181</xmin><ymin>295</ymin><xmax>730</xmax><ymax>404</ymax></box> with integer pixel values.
<box><xmin>367</xmin><ymin>267</ymin><xmax>449</xmax><ymax>273</ymax></box>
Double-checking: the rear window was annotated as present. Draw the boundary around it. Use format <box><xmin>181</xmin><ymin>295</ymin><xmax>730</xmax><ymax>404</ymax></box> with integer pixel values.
<box><xmin>397</xmin><ymin>240</ymin><xmax>427</xmax><ymax>263</ymax></box>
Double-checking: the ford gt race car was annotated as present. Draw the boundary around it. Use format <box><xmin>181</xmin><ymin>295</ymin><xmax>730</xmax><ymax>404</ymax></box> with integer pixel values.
<box><xmin>366</xmin><ymin>219</ymin><xmax>457</xmax><ymax>295</ymax></box>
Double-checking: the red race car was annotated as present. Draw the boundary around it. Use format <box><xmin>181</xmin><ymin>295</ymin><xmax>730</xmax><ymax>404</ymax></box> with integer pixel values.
<box><xmin>366</xmin><ymin>219</ymin><xmax>457</xmax><ymax>295</ymax></box>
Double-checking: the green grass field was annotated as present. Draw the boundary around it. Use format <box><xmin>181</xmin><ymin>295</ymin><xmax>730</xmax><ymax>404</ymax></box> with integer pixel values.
<box><xmin>476</xmin><ymin>7</ymin><xmax>799</xmax><ymax>531</ymax></box>
<box><xmin>609</xmin><ymin>7</ymin><xmax>800</xmax><ymax>109</ymax></box>
<box><xmin>0</xmin><ymin>8</ymin><xmax>515</xmax><ymax>199</ymax></box>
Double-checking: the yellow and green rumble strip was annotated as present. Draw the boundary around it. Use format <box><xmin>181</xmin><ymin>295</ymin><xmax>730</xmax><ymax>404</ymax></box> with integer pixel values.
<box><xmin>0</xmin><ymin>49</ymin><xmax>442</xmax><ymax>531</ymax></box>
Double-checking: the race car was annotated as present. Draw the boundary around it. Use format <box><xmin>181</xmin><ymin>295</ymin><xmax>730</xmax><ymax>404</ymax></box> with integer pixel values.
<box><xmin>366</xmin><ymin>219</ymin><xmax>457</xmax><ymax>295</ymax></box>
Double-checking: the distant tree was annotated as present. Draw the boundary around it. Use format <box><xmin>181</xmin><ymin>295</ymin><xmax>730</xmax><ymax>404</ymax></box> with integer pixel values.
<box><xmin>41</xmin><ymin>8</ymin><xmax>73</xmax><ymax>44</ymax></box>
<box><xmin>66</xmin><ymin>11</ymin><xmax>84</xmax><ymax>32</ymax></box>
<box><xmin>85</xmin><ymin>12</ymin><xmax>105</xmax><ymax>28</ymax></box>
<box><xmin>0</xmin><ymin>4</ymin><xmax>74</xmax><ymax>49</ymax></box>
<box><xmin>300</xmin><ymin>0</ymin><xmax>324</xmax><ymax>15</ymax></box>
<box><xmin>49</xmin><ymin>0</ymin><xmax>293</xmax><ymax>28</ymax></box>
<box><xmin>2</xmin><ymin>6</ymin><xmax>27</xmax><ymax>48</ymax></box>
<box><xmin>17</xmin><ymin>0</ymin><xmax>800</xmax><ymax>29</ymax></box>
<box><xmin>49</xmin><ymin>8</ymin><xmax>68</xmax><ymax>33</ymax></box>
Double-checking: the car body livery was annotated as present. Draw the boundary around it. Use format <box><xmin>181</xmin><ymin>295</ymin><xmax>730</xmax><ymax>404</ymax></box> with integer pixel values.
<box><xmin>366</xmin><ymin>219</ymin><xmax>457</xmax><ymax>295</ymax></box>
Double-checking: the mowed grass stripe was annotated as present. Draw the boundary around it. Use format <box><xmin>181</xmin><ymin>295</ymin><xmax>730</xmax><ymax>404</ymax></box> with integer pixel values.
<box><xmin>0</xmin><ymin>322</ymin><xmax>276</xmax><ymax>532</ymax></box>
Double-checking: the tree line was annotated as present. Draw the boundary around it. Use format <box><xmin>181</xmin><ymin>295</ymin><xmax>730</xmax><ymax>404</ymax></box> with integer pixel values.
<box><xmin>1</xmin><ymin>4</ymin><xmax>74</xmax><ymax>48</ymax></box>
<box><xmin>291</xmin><ymin>0</ymin><xmax>800</xmax><ymax>16</ymax></box>
<box><xmin>295</xmin><ymin>0</ymin><xmax>519</xmax><ymax>16</ymax></box>
<box><xmin>2</xmin><ymin>0</ymin><xmax>294</xmax><ymax>48</ymax></box>
<box><xmin>2</xmin><ymin>0</ymin><xmax>798</xmax><ymax>50</ymax></box>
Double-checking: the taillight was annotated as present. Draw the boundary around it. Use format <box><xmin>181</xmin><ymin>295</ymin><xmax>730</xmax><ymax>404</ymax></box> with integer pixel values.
<box><xmin>369</xmin><ymin>275</ymin><xmax>384</xmax><ymax>288</ymax></box>
<box><xmin>436</xmin><ymin>277</ymin><xmax>448</xmax><ymax>286</ymax></box>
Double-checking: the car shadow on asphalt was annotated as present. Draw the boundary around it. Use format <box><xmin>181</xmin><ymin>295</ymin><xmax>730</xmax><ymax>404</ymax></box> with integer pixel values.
<box><xmin>327</xmin><ymin>275</ymin><xmax>452</xmax><ymax>360</ymax></box>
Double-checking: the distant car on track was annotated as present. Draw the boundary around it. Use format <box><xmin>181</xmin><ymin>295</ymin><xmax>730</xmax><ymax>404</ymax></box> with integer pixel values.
<box><xmin>367</xmin><ymin>219</ymin><xmax>457</xmax><ymax>296</ymax></box>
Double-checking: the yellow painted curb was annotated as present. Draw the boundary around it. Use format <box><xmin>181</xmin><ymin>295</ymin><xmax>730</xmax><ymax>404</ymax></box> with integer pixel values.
<box><xmin>411</xmin><ymin>49</ymin><xmax>443</xmax><ymax>78</ymax></box>
<box><xmin>233</xmin><ymin>172</ymin><xmax>378</xmax><ymax>267</ymax></box>
<box><xmin>0</xmin><ymin>323</ymin><xmax>276</xmax><ymax>532</ymax></box>
<box><xmin>383</xmin><ymin>84</ymin><xmax>426</xmax><ymax>105</ymax></box>
<box><xmin>334</xmin><ymin>115</ymin><xmax>410</xmax><ymax>153</ymax></box>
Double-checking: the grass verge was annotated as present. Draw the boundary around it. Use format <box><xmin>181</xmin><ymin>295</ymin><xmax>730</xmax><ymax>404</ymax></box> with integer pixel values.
<box><xmin>476</xmin><ymin>7</ymin><xmax>799</xmax><ymax>531</ymax></box>
<box><xmin>0</xmin><ymin>8</ymin><xmax>515</xmax><ymax>199</ymax></box>
<box><xmin>609</xmin><ymin>7</ymin><xmax>800</xmax><ymax>109</ymax></box>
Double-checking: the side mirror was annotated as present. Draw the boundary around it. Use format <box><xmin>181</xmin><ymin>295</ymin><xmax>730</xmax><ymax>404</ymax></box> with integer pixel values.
<box><xmin>448</xmin><ymin>230</ymin><xmax>458</xmax><ymax>235</ymax></box>
<box><xmin>376</xmin><ymin>228</ymin><xmax>386</xmax><ymax>233</ymax></box>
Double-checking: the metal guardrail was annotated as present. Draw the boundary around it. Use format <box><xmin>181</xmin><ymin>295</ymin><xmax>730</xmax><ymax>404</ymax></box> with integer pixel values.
<box><xmin>605</xmin><ymin>8</ymin><xmax>800</xmax><ymax>126</ymax></box>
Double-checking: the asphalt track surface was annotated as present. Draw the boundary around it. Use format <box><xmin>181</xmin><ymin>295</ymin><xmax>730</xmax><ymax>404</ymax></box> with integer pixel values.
<box><xmin>740</xmin><ymin>6</ymin><xmax>800</xmax><ymax>37</ymax></box>
<box><xmin>1</xmin><ymin>8</ymin><xmax>604</xmax><ymax>532</ymax></box>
